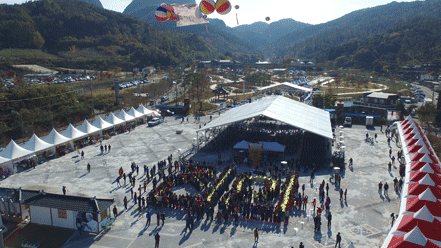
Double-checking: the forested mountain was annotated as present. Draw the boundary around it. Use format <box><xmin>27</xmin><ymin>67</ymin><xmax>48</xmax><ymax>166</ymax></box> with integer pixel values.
<box><xmin>80</xmin><ymin>0</ymin><xmax>103</xmax><ymax>9</ymax></box>
<box><xmin>0</xmin><ymin>0</ymin><xmax>216</xmax><ymax>69</ymax></box>
<box><xmin>321</xmin><ymin>16</ymin><xmax>441</xmax><ymax>71</ymax></box>
<box><xmin>274</xmin><ymin>0</ymin><xmax>441</xmax><ymax>65</ymax></box>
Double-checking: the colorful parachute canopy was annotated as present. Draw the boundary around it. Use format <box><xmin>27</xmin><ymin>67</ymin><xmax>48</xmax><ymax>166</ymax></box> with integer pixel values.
<box><xmin>155</xmin><ymin>5</ymin><xmax>169</xmax><ymax>22</ymax></box>
<box><xmin>234</xmin><ymin>5</ymin><xmax>239</xmax><ymax>9</ymax></box>
<box><xmin>265</xmin><ymin>16</ymin><xmax>270</xmax><ymax>21</ymax></box>
<box><xmin>200</xmin><ymin>0</ymin><xmax>216</xmax><ymax>15</ymax></box>
<box><xmin>216</xmin><ymin>0</ymin><xmax>231</xmax><ymax>15</ymax></box>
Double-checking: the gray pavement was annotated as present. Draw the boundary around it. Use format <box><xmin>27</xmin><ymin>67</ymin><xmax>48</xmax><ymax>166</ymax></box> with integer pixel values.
<box><xmin>0</xmin><ymin>116</ymin><xmax>402</xmax><ymax>248</ymax></box>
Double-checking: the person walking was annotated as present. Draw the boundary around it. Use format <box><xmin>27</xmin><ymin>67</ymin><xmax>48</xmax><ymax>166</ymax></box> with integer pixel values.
<box><xmin>155</xmin><ymin>232</ymin><xmax>160</xmax><ymax>248</ymax></box>
<box><xmin>299</xmin><ymin>242</ymin><xmax>305</xmax><ymax>248</ymax></box>
<box><xmin>81</xmin><ymin>151</ymin><xmax>84</xmax><ymax>159</ymax></box>
<box><xmin>108</xmin><ymin>144</ymin><xmax>111</xmax><ymax>152</ymax></box>
<box><xmin>124</xmin><ymin>196</ymin><xmax>128</xmax><ymax>210</ymax></box>
<box><xmin>327</xmin><ymin>212</ymin><xmax>332</xmax><ymax>228</ymax></box>
<box><xmin>254</xmin><ymin>228</ymin><xmax>259</xmax><ymax>243</ymax></box>
<box><xmin>116</xmin><ymin>176</ymin><xmax>121</xmax><ymax>187</ymax></box>
<box><xmin>113</xmin><ymin>205</ymin><xmax>118</xmax><ymax>219</ymax></box>
<box><xmin>146</xmin><ymin>211</ymin><xmax>151</xmax><ymax>227</ymax></box>
<box><xmin>388</xmin><ymin>162</ymin><xmax>392</xmax><ymax>173</ymax></box>
<box><xmin>339</xmin><ymin>189</ymin><xmax>343</xmax><ymax>201</ymax></box>
<box><xmin>62</xmin><ymin>186</ymin><xmax>66</xmax><ymax>195</ymax></box>
<box><xmin>326</xmin><ymin>183</ymin><xmax>329</xmax><ymax>197</ymax></box>
<box><xmin>161</xmin><ymin>212</ymin><xmax>165</xmax><ymax>225</ymax></box>
<box><xmin>105</xmin><ymin>144</ymin><xmax>107</xmax><ymax>153</ymax></box>
<box><xmin>335</xmin><ymin>232</ymin><xmax>341</xmax><ymax>248</ymax></box>
<box><xmin>87</xmin><ymin>163</ymin><xmax>91</xmax><ymax>173</ymax></box>
<box><xmin>384</xmin><ymin>182</ymin><xmax>389</xmax><ymax>197</ymax></box>
<box><xmin>379</xmin><ymin>181</ymin><xmax>383</xmax><ymax>194</ymax></box>
<box><xmin>344</xmin><ymin>189</ymin><xmax>347</xmax><ymax>201</ymax></box>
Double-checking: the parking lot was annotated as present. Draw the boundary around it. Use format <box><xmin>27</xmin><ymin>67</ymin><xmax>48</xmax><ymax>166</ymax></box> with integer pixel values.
<box><xmin>0</xmin><ymin>116</ymin><xmax>402</xmax><ymax>247</ymax></box>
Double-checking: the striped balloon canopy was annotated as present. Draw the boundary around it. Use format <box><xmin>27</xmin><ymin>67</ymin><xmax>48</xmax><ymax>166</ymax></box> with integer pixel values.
<box><xmin>163</xmin><ymin>4</ymin><xmax>177</xmax><ymax>21</ymax></box>
<box><xmin>155</xmin><ymin>5</ymin><xmax>169</xmax><ymax>22</ymax></box>
<box><xmin>216</xmin><ymin>0</ymin><xmax>231</xmax><ymax>15</ymax></box>
<box><xmin>200</xmin><ymin>0</ymin><xmax>216</xmax><ymax>15</ymax></box>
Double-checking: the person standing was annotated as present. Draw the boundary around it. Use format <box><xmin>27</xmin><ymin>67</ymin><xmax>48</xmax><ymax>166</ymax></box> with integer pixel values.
<box><xmin>344</xmin><ymin>189</ymin><xmax>347</xmax><ymax>201</ymax></box>
<box><xmin>113</xmin><ymin>205</ymin><xmax>118</xmax><ymax>219</ymax></box>
<box><xmin>335</xmin><ymin>232</ymin><xmax>341</xmax><ymax>248</ymax></box>
<box><xmin>155</xmin><ymin>232</ymin><xmax>160</xmax><ymax>248</ymax></box>
<box><xmin>299</xmin><ymin>242</ymin><xmax>305</xmax><ymax>248</ymax></box>
<box><xmin>379</xmin><ymin>181</ymin><xmax>383</xmax><ymax>194</ymax></box>
<box><xmin>327</xmin><ymin>212</ymin><xmax>332</xmax><ymax>228</ymax></box>
<box><xmin>254</xmin><ymin>228</ymin><xmax>259</xmax><ymax>243</ymax></box>
<box><xmin>108</xmin><ymin>144</ymin><xmax>111</xmax><ymax>152</ymax></box>
<box><xmin>161</xmin><ymin>212</ymin><xmax>165</xmax><ymax>225</ymax></box>
<box><xmin>81</xmin><ymin>151</ymin><xmax>84</xmax><ymax>159</ymax></box>
<box><xmin>62</xmin><ymin>186</ymin><xmax>66</xmax><ymax>195</ymax></box>
<box><xmin>326</xmin><ymin>183</ymin><xmax>329</xmax><ymax>197</ymax></box>
<box><xmin>124</xmin><ymin>196</ymin><xmax>128</xmax><ymax>209</ymax></box>
<box><xmin>116</xmin><ymin>176</ymin><xmax>121</xmax><ymax>187</ymax></box>
<box><xmin>339</xmin><ymin>189</ymin><xmax>343</xmax><ymax>201</ymax></box>
<box><xmin>87</xmin><ymin>163</ymin><xmax>91</xmax><ymax>173</ymax></box>
<box><xmin>384</xmin><ymin>182</ymin><xmax>389</xmax><ymax>197</ymax></box>
<box><xmin>105</xmin><ymin>144</ymin><xmax>107</xmax><ymax>153</ymax></box>
<box><xmin>100</xmin><ymin>144</ymin><xmax>104</xmax><ymax>154</ymax></box>
<box><xmin>146</xmin><ymin>211</ymin><xmax>151</xmax><ymax>227</ymax></box>
<box><xmin>157</xmin><ymin>212</ymin><xmax>161</xmax><ymax>226</ymax></box>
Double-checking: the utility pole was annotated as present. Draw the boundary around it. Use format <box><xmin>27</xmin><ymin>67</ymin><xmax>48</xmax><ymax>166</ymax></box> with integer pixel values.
<box><xmin>90</xmin><ymin>83</ymin><xmax>95</xmax><ymax>116</ymax></box>
<box><xmin>11</xmin><ymin>110</ymin><xmax>23</xmax><ymax>143</ymax></box>
<box><xmin>114</xmin><ymin>79</ymin><xmax>120</xmax><ymax>105</ymax></box>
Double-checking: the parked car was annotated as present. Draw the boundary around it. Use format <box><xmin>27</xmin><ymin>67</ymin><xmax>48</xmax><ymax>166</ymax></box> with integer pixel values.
<box><xmin>163</xmin><ymin>110</ymin><xmax>174</xmax><ymax>116</ymax></box>
<box><xmin>148</xmin><ymin>117</ymin><xmax>161</xmax><ymax>127</ymax></box>
<box><xmin>344</xmin><ymin>117</ymin><xmax>352</xmax><ymax>127</ymax></box>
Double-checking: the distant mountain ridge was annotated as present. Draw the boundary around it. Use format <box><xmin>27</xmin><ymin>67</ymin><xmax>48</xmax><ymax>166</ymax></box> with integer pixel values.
<box><xmin>273</xmin><ymin>0</ymin><xmax>441</xmax><ymax>60</ymax></box>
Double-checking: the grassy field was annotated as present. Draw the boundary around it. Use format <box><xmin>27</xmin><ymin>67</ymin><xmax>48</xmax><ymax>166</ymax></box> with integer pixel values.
<box><xmin>0</xmin><ymin>49</ymin><xmax>60</xmax><ymax>60</ymax></box>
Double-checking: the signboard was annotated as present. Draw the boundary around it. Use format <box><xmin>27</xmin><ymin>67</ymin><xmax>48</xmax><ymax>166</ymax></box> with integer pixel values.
<box><xmin>248</xmin><ymin>143</ymin><xmax>263</xmax><ymax>167</ymax></box>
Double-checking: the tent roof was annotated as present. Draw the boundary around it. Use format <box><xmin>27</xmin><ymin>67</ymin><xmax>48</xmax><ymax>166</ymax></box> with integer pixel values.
<box><xmin>104</xmin><ymin>113</ymin><xmax>125</xmax><ymax>125</ymax></box>
<box><xmin>233</xmin><ymin>140</ymin><xmax>248</xmax><ymax>149</ymax></box>
<box><xmin>0</xmin><ymin>140</ymin><xmax>34</xmax><ymax>160</ymax></box>
<box><xmin>199</xmin><ymin>96</ymin><xmax>332</xmax><ymax>139</ymax></box>
<box><xmin>77</xmin><ymin>120</ymin><xmax>100</xmax><ymax>135</ymax></box>
<box><xmin>22</xmin><ymin>133</ymin><xmax>53</xmax><ymax>152</ymax></box>
<box><xmin>0</xmin><ymin>155</ymin><xmax>10</xmax><ymax>165</ymax></box>
<box><xmin>115</xmin><ymin>110</ymin><xmax>136</xmax><ymax>122</ymax></box>
<box><xmin>61</xmin><ymin>124</ymin><xmax>87</xmax><ymax>140</ymax></box>
<box><xmin>42</xmin><ymin>128</ymin><xmax>71</xmax><ymax>146</ymax></box>
<box><xmin>137</xmin><ymin>104</ymin><xmax>154</xmax><ymax>116</ymax></box>
<box><xmin>91</xmin><ymin>116</ymin><xmax>113</xmax><ymax>130</ymax></box>
<box><xmin>127</xmin><ymin>107</ymin><xmax>144</xmax><ymax>118</ymax></box>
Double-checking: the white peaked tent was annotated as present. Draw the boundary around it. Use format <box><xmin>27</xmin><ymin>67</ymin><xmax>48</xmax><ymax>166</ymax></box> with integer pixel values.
<box><xmin>115</xmin><ymin>109</ymin><xmax>136</xmax><ymax>122</ymax></box>
<box><xmin>61</xmin><ymin>124</ymin><xmax>87</xmax><ymax>140</ymax></box>
<box><xmin>0</xmin><ymin>155</ymin><xmax>12</xmax><ymax>170</ymax></box>
<box><xmin>137</xmin><ymin>104</ymin><xmax>154</xmax><ymax>115</ymax></box>
<box><xmin>0</xmin><ymin>140</ymin><xmax>34</xmax><ymax>162</ymax></box>
<box><xmin>91</xmin><ymin>116</ymin><xmax>113</xmax><ymax>130</ymax></box>
<box><xmin>127</xmin><ymin>107</ymin><xmax>144</xmax><ymax>119</ymax></box>
<box><xmin>22</xmin><ymin>133</ymin><xmax>54</xmax><ymax>153</ymax></box>
<box><xmin>77</xmin><ymin>119</ymin><xmax>100</xmax><ymax>136</ymax></box>
<box><xmin>42</xmin><ymin>128</ymin><xmax>71</xmax><ymax>146</ymax></box>
<box><xmin>105</xmin><ymin>112</ymin><xmax>125</xmax><ymax>126</ymax></box>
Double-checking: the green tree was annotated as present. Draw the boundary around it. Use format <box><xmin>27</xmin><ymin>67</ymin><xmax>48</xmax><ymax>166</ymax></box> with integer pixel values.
<box><xmin>33</xmin><ymin>31</ymin><xmax>45</xmax><ymax>49</ymax></box>
<box><xmin>416</xmin><ymin>103</ymin><xmax>437</xmax><ymax>127</ymax></box>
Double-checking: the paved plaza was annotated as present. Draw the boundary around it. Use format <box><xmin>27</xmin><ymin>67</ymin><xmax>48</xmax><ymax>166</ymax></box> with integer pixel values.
<box><xmin>0</xmin><ymin>115</ymin><xmax>402</xmax><ymax>248</ymax></box>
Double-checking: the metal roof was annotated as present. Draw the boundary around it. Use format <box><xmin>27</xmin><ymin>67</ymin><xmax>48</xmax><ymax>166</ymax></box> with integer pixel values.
<box><xmin>200</xmin><ymin>96</ymin><xmax>332</xmax><ymax>139</ymax></box>
<box><xmin>367</xmin><ymin>92</ymin><xmax>398</xmax><ymax>99</ymax></box>
<box><xmin>257</xmin><ymin>82</ymin><xmax>311</xmax><ymax>92</ymax></box>
<box><xmin>22</xmin><ymin>190</ymin><xmax>114</xmax><ymax>213</ymax></box>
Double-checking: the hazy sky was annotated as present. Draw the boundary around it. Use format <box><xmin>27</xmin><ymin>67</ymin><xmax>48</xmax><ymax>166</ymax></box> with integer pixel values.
<box><xmin>5</xmin><ymin>0</ymin><xmax>416</xmax><ymax>27</ymax></box>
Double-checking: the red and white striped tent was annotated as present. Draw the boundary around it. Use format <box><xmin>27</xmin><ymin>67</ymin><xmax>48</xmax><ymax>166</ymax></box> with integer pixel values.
<box><xmin>382</xmin><ymin>116</ymin><xmax>441</xmax><ymax>247</ymax></box>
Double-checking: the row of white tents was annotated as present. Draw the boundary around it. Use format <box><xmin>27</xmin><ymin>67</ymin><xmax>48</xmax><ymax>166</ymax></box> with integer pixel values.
<box><xmin>0</xmin><ymin>104</ymin><xmax>159</xmax><ymax>172</ymax></box>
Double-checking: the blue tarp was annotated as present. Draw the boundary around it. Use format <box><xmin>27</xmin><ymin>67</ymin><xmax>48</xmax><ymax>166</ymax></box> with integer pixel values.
<box><xmin>343</xmin><ymin>113</ymin><xmax>381</xmax><ymax>118</ymax></box>
<box><xmin>154</xmin><ymin>105</ymin><xmax>184</xmax><ymax>109</ymax></box>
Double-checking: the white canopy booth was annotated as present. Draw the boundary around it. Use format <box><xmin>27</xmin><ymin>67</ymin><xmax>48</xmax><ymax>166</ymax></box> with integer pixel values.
<box><xmin>91</xmin><ymin>116</ymin><xmax>113</xmax><ymax>138</ymax></box>
<box><xmin>0</xmin><ymin>140</ymin><xmax>35</xmax><ymax>173</ymax></box>
<box><xmin>137</xmin><ymin>104</ymin><xmax>155</xmax><ymax>122</ymax></box>
<box><xmin>42</xmin><ymin>128</ymin><xmax>72</xmax><ymax>157</ymax></box>
<box><xmin>127</xmin><ymin>107</ymin><xmax>145</xmax><ymax>125</ymax></box>
<box><xmin>0</xmin><ymin>156</ymin><xmax>12</xmax><ymax>177</ymax></box>
<box><xmin>115</xmin><ymin>110</ymin><xmax>136</xmax><ymax>125</ymax></box>
<box><xmin>22</xmin><ymin>133</ymin><xmax>55</xmax><ymax>162</ymax></box>
<box><xmin>76</xmin><ymin>120</ymin><xmax>101</xmax><ymax>147</ymax></box>
<box><xmin>105</xmin><ymin>113</ymin><xmax>125</xmax><ymax>133</ymax></box>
